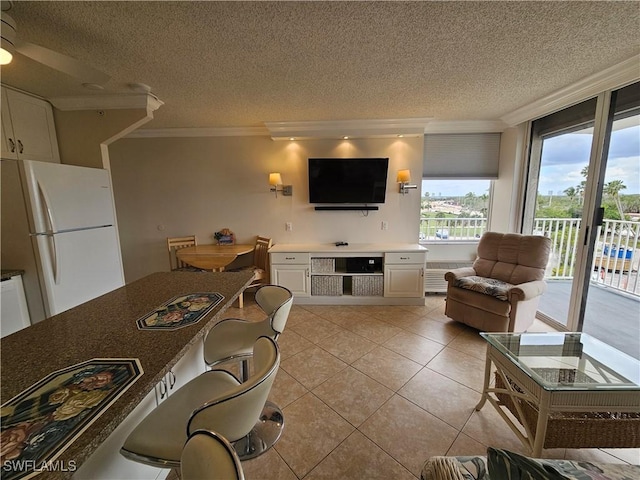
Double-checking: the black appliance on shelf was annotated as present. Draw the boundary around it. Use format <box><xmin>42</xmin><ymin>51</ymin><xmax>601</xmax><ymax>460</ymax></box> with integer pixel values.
<box><xmin>346</xmin><ymin>257</ymin><xmax>382</xmax><ymax>273</ymax></box>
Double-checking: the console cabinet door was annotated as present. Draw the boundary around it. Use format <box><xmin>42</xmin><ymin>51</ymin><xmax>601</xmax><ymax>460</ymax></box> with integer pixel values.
<box><xmin>272</xmin><ymin>264</ymin><xmax>310</xmax><ymax>297</ymax></box>
<box><xmin>384</xmin><ymin>264</ymin><xmax>424</xmax><ymax>297</ymax></box>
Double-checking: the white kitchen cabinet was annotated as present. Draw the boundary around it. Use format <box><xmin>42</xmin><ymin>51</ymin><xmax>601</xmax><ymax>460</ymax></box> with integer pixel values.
<box><xmin>0</xmin><ymin>274</ymin><xmax>31</xmax><ymax>337</ymax></box>
<box><xmin>384</xmin><ymin>252</ymin><xmax>427</xmax><ymax>298</ymax></box>
<box><xmin>270</xmin><ymin>252</ymin><xmax>311</xmax><ymax>298</ymax></box>
<box><xmin>74</xmin><ymin>340</ymin><xmax>205</xmax><ymax>479</ymax></box>
<box><xmin>72</xmin><ymin>388</ymin><xmax>166</xmax><ymax>480</ymax></box>
<box><xmin>1</xmin><ymin>87</ymin><xmax>60</xmax><ymax>162</ymax></box>
<box><xmin>156</xmin><ymin>337</ymin><xmax>205</xmax><ymax>403</ymax></box>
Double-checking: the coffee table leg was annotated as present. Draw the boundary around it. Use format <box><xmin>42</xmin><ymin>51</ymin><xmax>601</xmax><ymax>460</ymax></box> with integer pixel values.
<box><xmin>531</xmin><ymin>394</ymin><xmax>550</xmax><ymax>457</ymax></box>
<box><xmin>475</xmin><ymin>353</ymin><xmax>492</xmax><ymax>410</ymax></box>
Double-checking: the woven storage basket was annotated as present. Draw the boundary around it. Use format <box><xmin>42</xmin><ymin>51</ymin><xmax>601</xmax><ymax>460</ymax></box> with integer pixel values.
<box><xmin>494</xmin><ymin>373</ymin><xmax>640</xmax><ymax>449</ymax></box>
<box><xmin>311</xmin><ymin>258</ymin><xmax>335</xmax><ymax>273</ymax></box>
<box><xmin>311</xmin><ymin>275</ymin><xmax>342</xmax><ymax>296</ymax></box>
<box><xmin>352</xmin><ymin>275</ymin><xmax>384</xmax><ymax>296</ymax></box>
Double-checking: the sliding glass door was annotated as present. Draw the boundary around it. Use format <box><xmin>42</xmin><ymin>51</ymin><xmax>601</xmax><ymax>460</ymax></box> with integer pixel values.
<box><xmin>582</xmin><ymin>85</ymin><xmax>640</xmax><ymax>357</ymax></box>
<box><xmin>523</xmin><ymin>82</ymin><xmax>640</xmax><ymax>358</ymax></box>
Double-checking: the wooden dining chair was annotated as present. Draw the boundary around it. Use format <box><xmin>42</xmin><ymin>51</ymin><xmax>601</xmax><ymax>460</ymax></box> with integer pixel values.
<box><xmin>227</xmin><ymin>236</ymin><xmax>272</xmax><ymax>308</ymax></box>
<box><xmin>167</xmin><ymin>235</ymin><xmax>199</xmax><ymax>271</ymax></box>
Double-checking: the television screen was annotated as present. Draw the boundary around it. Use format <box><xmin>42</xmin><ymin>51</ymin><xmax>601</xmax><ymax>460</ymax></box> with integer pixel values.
<box><xmin>308</xmin><ymin>158</ymin><xmax>389</xmax><ymax>204</ymax></box>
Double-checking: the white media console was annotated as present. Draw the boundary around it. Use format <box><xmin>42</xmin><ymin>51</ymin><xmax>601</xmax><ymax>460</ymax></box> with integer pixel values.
<box><xmin>269</xmin><ymin>243</ymin><xmax>428</xmax><ymax>305</ymax></box>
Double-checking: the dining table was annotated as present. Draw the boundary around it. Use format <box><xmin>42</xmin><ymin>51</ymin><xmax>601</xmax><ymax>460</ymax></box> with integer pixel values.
<box><xmin>176</xmin><ymin>244</ymin><xmax>255</xmax><ymax>271</ymax></box>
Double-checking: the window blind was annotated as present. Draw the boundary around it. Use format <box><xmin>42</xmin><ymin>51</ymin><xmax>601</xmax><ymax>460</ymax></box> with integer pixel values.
<box><xmin>423</xmin><ymin>133</ymin><xmax>501</xmax><ymax>179</ymax></box>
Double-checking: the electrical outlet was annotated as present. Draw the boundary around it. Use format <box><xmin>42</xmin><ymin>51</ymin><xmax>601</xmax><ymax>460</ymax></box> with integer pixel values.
<box><xmin>285</xmin><ymin>222</ymin><xmax>293</xmax><ymax>231</ymax></box>
<box><xmin>381</xmin><ymin>221</ymin><xmax>388</xmax><ymax>230</ymax></box>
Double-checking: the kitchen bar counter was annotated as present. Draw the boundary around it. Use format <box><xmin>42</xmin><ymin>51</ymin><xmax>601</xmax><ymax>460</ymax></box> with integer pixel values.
<box><xmin>0</xmin><ymin>270</ymin><xmax>254</xmax><ymax>478</ymax></box>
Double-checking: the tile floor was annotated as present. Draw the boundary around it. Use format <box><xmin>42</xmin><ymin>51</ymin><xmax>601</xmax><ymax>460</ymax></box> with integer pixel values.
<box><xmin>216</xmin><ymin>295</ymin><xmax>639</xmax><ymax>479</ymax></box>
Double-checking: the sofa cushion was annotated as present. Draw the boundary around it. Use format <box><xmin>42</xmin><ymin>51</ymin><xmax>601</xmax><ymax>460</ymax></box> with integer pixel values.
<box><xmin>454</xmin><ymin>276</ymin><xmax>513</xmax><ymax>301</ymax></box>
<box><xmin>421</xmin><ymin>455</ymin><xmax>489</xmax><ymax>480</ymax></box>
<box><xmin>488</xmin><ymin>448</ymin><xmax>567</xmax><ymax>480</ymax></box>
<box><xmin>473</xmin><ymin>232</ymin><xmax>551</xmax><ymax>284</ymax></box>
<box><xmin>487</xmin><ymin>448</ymin><xmax>640</xmax><ymax>480</ymax></box>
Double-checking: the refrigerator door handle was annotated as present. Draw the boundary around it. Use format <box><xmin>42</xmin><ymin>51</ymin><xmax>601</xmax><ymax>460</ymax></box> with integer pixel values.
<box><xmin>36</xmin><ymin>181</ymin><xmax>59</xmax><ymax>283</ymax></box>
<box><xmin>47</xmin><ymin>233</ymin><xmax>59</xmax><ymax>284</ymax></box>
<box><xmin>37</xmin><ymin>181</ymin><xmax>56</xmax><ymax>234</ymax></box>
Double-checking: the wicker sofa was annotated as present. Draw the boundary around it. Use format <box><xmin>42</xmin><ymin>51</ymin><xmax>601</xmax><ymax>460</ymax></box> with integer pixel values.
<box><xmin>421</xmin><ymin>448</ymin><xmax>639</xmax><ymax>480</ymax></box>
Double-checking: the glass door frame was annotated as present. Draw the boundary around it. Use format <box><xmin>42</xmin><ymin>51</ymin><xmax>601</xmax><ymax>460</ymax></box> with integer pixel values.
<box><xmin>568</xmin><ymin>91</ymin><xmax>614</xmax><ymax>331</ymax></box>
<box><xmin>521</xmin><ymin>91</ymin><xmax>616</xmax><ymax>332</ymax></box>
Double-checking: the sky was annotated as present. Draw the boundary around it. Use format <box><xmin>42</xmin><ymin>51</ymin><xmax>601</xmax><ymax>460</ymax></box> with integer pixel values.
<box><xmin>423</xmin><ymin>124</ymin><xmax>640</xmax><ymax>197</ymax></box>
<box><xmin>538</xmin><ymin>124</ymin><xmax>640</xmax><ymax>196</ymax></box>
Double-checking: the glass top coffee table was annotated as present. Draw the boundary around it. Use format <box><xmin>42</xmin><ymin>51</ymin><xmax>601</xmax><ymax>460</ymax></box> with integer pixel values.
<box><xmin>476</xmin><ymin>332</ymin><xmax>640</xmax><ymax>456</ymax></box>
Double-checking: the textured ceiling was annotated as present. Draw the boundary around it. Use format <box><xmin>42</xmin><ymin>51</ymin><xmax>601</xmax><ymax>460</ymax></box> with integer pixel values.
<box><xmin>1</xmin><ymin>1</ymin><xmax>639</xmax><ymax>130</ymax></box>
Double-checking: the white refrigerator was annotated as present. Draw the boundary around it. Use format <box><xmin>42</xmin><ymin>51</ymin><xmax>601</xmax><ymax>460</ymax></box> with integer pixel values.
<box><xmin>20</xmin><ymin>160</ymin><xmax>125</xmax><ymax>317</ymax></box>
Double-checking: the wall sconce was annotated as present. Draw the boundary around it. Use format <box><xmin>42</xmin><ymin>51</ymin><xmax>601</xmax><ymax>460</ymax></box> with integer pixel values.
<box><xmin>397</xmin><ymin>169</ymin><xmax>417</xmax><ymax>195</ymax></box>
<box><xmin>269</xmin><ymin>172</ymin><xmax>293</xmax><ymax>197</ymax></box>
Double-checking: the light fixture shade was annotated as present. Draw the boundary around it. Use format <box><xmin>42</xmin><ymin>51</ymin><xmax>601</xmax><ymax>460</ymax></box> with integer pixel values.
<box><xmin>0</xmin><ymin>47</ymin><xmax>13</xmax><ymax>65</ymax></box>
<box><xmin>269</xmin><ymin>173</ymin><xmax>283</xmax><ymax>186</ymax></box>
<box><xmin>396</xmin><ymin>169</ymin><xmax>411</xmax><ymax>183</ymax></box>
<box><xmin>0</xmin><ymin>13</ymin><xmax>16</xmax><ymax>66</ymax></box>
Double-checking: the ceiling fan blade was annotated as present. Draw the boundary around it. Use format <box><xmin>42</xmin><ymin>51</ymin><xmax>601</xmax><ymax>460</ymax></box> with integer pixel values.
<box><xmin>14</xmin><ymin>39</ymin><xmax>110</xmax><ymax>85</ymax></box>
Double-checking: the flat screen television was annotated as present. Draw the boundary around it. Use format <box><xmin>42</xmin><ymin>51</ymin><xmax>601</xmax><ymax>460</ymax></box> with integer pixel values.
<box><xmin>308</xmin><ymin>158</ymin><xmax>389</xmax><ymax>204</ymax></box>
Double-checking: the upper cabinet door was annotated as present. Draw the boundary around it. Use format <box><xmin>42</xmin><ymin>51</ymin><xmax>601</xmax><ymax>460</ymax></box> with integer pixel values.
<box><xmin>1</xmin><ymin>88</ymin><xmax>17</xmax><ymax>159</ymax></box>
<box><xmin>2</xmin><ymin>87</ymin><xmax>60</xmax><ymax>163</ymax></box>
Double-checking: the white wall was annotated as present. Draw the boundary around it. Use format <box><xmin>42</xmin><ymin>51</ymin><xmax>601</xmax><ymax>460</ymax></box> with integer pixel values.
<box><xmin>109</xmin><ymin>135</ymin><xmax>424</xmax><ymax>282</ymax></box>
<box><xmin>490</xmin><ymin>125</ymin><xmax>526</xmax><ymax>233</ymax></box>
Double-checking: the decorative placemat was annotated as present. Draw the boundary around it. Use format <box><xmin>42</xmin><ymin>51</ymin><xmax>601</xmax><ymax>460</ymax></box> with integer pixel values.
<box><xmin>136</xmin><ymin>292</ymin><xmax>224</xmax><ymax>331</ymax></box>
<box><xmin>0</xmin><ymin>358</ymin><xmax>143</xmax><ymax>480</ymax></box>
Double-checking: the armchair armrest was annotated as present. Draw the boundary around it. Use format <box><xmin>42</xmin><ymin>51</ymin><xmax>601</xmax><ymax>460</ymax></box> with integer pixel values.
<box><xmin>507</xmin><ymin>280</ymin><xmax>547</xmax><ymax>302</ymax></box>
<box><xmin>444</xmin><ymin>267</ymin><xmax>476</xmax><ymax>284</ymax></box>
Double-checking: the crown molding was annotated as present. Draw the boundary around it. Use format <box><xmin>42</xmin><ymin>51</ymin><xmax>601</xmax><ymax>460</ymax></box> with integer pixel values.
<box><xmin>424</xmin><ymin>120</ymin><xmax>507</xmax><ymax>134</ymax></box>
<box><xmin>49</xmin><ymin>93</ymin><xmax>164</xmax><ymax>112</ymax></box>
<box><xmin>264</xmin><ymin>117</ymin><xmax>433</xmax><ymax>140</ymax></box>
<box><xmin>501</xmin><ymin>55</ymin><xmax>640</xmax><ymax>127</ymax></box>
<box><xmin>126</xmin><ymin>126</ymin><xmax>269</xmax><ymax>138</ymax></box>
<box><xmin>126</xmin><ymin>118</ymin><xmax>507</xmax><ymax>139</ymax></box>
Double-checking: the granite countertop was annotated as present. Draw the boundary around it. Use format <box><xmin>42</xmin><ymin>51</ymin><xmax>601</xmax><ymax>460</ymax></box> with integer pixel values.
<box><xmin>1</xmin><ymin>269</ymin><xmax>25</xmax><ymax>280</ymax></box>
<box><xmin>0</xmin><ymin>270</ymin><xmax>254</xmax><ymax>479</ymax></box>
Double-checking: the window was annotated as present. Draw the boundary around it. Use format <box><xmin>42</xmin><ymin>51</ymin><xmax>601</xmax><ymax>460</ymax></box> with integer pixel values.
<box><xmin>419</xmin><ymin>179</ymin><xmax>492</xmax><ymax>241</ymax></box>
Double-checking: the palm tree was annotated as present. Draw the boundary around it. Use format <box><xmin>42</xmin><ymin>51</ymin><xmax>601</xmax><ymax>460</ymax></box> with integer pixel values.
<box><xmin>564</xmin><ymin>186</ymin><xmax>577</xmax><ymax>203</ymax></box>
<box><xmin>577</xmin><ymin>166</ymin><xmax>589</xmax><ymax>205</ymax></box>
<box><xmin>604</xmin><ymin>180</ymin><xmax>627</xmax><ymax>220</ymax></box>
<box><xmin>464</xmin><ymin>192</ymin><xmax>476</xmax><ymax>208</ymax></box>
<box><xmin>576</xmin><ymin>181</ymin><xmax>586</xmax><ymax>205</ymax></box>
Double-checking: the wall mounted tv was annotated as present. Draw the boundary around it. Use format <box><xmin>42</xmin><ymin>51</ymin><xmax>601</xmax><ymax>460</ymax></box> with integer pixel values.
<box><xmin>308</xmin><ymin>158</ymin><xmax>389</xmax><ymax>204</ymax></box>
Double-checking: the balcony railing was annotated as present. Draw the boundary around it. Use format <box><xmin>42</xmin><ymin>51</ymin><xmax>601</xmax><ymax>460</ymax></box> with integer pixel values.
<box><xmin>419</xmin><ymin>217</ymin><xmax>487</xmax><ymax>241</ymax></box>
<box><xmin>419</xmin><ymin>217</ymin><xmax>640</xmax><ymax>297</ymax></box>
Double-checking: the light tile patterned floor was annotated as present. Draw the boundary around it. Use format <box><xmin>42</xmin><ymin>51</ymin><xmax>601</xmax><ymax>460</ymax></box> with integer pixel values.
<box><xmin>217</xmin><ymin>296</ymin><xmax>640</xmax><ymax>479</ymax></box>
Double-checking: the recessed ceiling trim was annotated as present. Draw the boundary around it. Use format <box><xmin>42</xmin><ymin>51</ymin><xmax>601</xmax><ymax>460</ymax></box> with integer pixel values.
<box><xmin>125</xmin><ymin>118</ymin><xmax>508</xmax><ymax>139</ymax></box>
<box><xmin>126</xmin><ymin>126</ymin><xmax>270</xmax><ymax>138</ymax></box>
<box><xmin>501</xmin><ymin>54</ymin><xmax>640</xmax><ymax>127</ymax></box>
<box><xmin>264</xmin><ymin>118</ymin><xmax>433</xmax><ymax>140</ymax></box>
<box><xmin>424</xmin><ymin>120</ymin><xmax>507</xmax><ymax>134</ymax></box>
<box><xmin>49</xmin><ymin>93</ymin><xmax>164</xmax><ymax>112</ymax></box>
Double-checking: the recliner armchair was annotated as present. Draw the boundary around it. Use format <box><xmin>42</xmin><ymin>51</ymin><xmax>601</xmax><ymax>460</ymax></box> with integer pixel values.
<box><xmin>444</xmin><ymin>232</ymin><xmax>551</xmax><ymax>332</ymax></box>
